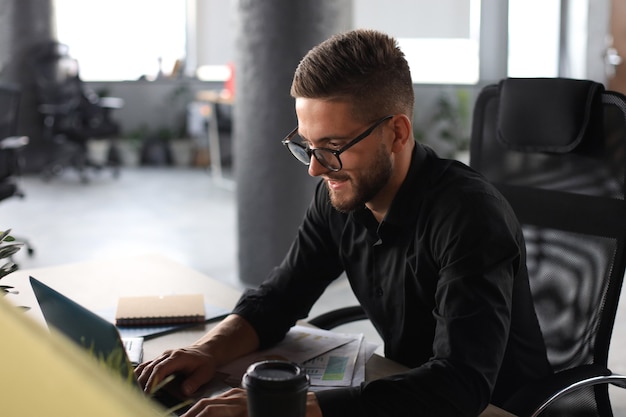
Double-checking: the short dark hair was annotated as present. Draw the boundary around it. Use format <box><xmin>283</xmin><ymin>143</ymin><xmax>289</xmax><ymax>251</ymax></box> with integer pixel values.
<box><xmin>290</xmin><ymin>29</ymin><xmax>414</xmax><ymax>121</ymax></box>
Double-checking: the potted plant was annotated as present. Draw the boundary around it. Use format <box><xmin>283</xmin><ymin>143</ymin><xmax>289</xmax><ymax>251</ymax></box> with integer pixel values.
<box><xmin>0</xmin><ymin>229</ymin><xmax>28</xmax><ymax>310</ymax></box>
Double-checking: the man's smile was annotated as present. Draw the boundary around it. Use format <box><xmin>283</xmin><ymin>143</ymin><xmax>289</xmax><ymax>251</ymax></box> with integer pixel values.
<box><xmin>325</xmin><ymin>176</ymin><xmax>350</xmax><ymax>190</ymax></box>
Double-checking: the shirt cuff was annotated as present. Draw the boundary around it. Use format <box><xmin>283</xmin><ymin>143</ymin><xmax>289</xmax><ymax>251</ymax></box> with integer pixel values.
<box><xmin>315</xmin><ymin>387</ymin><xmax>363</xmax><ymax>417</ymax></box>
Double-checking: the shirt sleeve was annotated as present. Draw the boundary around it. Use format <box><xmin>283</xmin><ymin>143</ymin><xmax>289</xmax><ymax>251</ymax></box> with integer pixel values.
<box><xmin>232</xmin><ymin>181</ymin><xmax>345</xmax><ymax>348</ymax></box>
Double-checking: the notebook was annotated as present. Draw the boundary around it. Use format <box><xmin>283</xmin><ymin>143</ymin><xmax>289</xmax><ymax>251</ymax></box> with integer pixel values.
<box><xmin>115</xmin><ymin>294</ymin><xmax>206</xmax><ymax>327</ymax></box>
<box><xmin>29</xmin><ymin>276</ymin><xmax>231</xmax><ymax>415</ymax></box>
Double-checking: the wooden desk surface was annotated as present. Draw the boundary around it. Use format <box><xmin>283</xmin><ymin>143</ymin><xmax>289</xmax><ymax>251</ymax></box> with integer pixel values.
<box><xmin>4</xmin><ymin>255</ymin><xmax>515</xmax><ymax>417</ymax></box>
<box><xmin>4</xmin><ymin>254</ymin><xmax>241</xmax><ymax>327</ymax></box>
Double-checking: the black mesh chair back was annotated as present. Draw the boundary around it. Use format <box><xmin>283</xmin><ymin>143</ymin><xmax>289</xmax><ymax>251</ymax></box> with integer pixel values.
<box><xmin>29</xmin><ymin>41</ymin><xmax>121</xmax><ymax>182</ymax></box>
<box><xmin>470</xmin><ymin>78</ymin><xmax>626</xmax><ymax>416</ymax></box>
<box><xmin>31</xmin><ymin>41</ymin><xmax>105</xmax><ymax>140</ymax></box>
<box><xmin>0</xmin><ymin>83</ymin><xmax>23</xmax><ymax>198</ymax></box>
<box><xmin>0</xmin><ymin>83</ymin><xmax>20</xmax><ymax>138</ymax></box>
<box><xmin>0</xmin><ymin>83</ymin><xmax>34</xmax><ymax>260</ymax></box>
<box><xmin>31</xmin><ymin>42</ymin><xmax>81</xmax><ymax>110</ymax></box>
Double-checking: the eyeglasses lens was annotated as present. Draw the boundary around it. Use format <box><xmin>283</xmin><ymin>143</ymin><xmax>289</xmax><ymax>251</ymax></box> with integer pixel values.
<box><xmin>286</xmin><ymin>141</ymin><xmax>311</xmax><ymax>165</ymax></box>
<box><xmin>285</xmin><ymin>132</ymin><xmax>341</xmax><ymax>171</ymax></box>
<box><xmin>313</xmin><ymin>150</ymin><xmax>340</xmax><ymax>171</ymax></box>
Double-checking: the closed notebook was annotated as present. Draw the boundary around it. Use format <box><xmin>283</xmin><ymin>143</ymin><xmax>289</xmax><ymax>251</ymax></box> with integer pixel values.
<box><xmin>115</xmin><ymin>294</ymin><xmax>206</xmax><ymax>327</ymax></box>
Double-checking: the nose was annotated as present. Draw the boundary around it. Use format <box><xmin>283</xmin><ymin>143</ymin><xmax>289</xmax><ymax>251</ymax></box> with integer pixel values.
<box><xmin>307</xmin><ymin>155</ymin><xmax>329</xmax><ymax>177</ymax></box>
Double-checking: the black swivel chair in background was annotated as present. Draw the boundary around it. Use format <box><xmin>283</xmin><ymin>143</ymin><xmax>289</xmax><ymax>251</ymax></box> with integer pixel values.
<box><xmin>30</xmin><ymin>41</ymin><xmax>123</xmax><ymax>183</ymax></box>
<box><xmin>0</xmin><ymin>83</ymin><xmax>34</xmax><ymax>260</ymax></box>
<box><xmin>311</xmin><ymin>78</ymin><xmax>626</xmax><ymax>416</ymax></box>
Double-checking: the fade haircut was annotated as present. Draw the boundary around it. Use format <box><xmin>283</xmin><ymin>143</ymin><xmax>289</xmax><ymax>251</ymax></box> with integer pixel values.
<box><xmin>290</xmin><ymin>29</ymin><xmax>414</xmax><ymax>122</ymax></box>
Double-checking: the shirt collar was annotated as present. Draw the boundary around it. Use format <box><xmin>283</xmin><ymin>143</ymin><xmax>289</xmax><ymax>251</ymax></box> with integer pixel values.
<box><xmin>353</xmin><ymin>142</ymin><xmax>430</xmax><ymax>237</ymax></box>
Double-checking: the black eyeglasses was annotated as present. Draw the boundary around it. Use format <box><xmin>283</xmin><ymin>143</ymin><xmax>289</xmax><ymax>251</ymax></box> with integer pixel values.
<box><xmin>281</xmin><ymin>115</ymin><xmax>393</xmax><ymax>172</ymax></box>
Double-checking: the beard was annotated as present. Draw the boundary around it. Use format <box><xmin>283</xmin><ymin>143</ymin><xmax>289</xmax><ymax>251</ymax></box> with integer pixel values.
<box><xmin>326</xmin><ymin>143</ymin><xmax>393</xmax><ymax>213</ymax></box>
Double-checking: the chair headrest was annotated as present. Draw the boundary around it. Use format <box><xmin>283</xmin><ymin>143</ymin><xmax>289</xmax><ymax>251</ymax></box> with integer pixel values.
<box><xmin>497</xmin><ymin>78</ymin><xmax>604</xmax><ymax>153</ymax></box>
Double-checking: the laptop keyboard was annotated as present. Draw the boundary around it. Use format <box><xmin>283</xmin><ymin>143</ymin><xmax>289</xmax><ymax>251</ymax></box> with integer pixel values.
<box><xmin>122</xmin><ymin>337</ymin><xmax>144</xmax><ymax>366</ymax></box>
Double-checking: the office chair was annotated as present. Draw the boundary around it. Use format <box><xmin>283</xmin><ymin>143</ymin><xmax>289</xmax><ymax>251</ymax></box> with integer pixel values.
<box><xmin>31</xmin><ymin>41</ymin><xmax>123</xmax><ymax>183</ymax></box>
<box><xmin>469</xmin><ymin>77</ymin><xmax>626</xmax><ymax>416</ymax></box>
<box><xmin>309</xmin><ymin>78</ymin><xmax>626</xmax><ymax>416</ymax></box>
<box><xmin>0</xmin><ymin>83</ymin><xmax>34</xmax><ymax>260</ymax></box>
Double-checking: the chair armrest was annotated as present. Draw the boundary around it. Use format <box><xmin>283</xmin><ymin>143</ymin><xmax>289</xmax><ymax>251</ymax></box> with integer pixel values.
<box><xmin>308</xmin><ymin>305</ymin><xmax>367</xmax><ymax>330</ymax></box>
<box><xmin>503</xmin><ymin>364</ymin><xmax>626</xmax><ymax>416</ymax></box>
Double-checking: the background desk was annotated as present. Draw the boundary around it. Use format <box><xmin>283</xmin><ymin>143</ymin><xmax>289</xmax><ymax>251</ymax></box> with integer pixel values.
<box><xmin>195</xmin><ymin>89</ymin><xmax>234</xmax><ymax>188</ymax></box>
<box><xmin>5</xmin><ymin>254</ymin><xmax>514</xmax><ymax>417</ymax></box>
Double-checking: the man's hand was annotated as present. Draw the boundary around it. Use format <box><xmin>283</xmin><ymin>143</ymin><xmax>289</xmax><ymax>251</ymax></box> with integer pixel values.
<box><xmin>135</xmin><ymin>314</ymin><xmax>260</xmax><ymax>398</ymax></box>
<box><xmin>181</xmin><ymin>388</ymin><xmax>248</xmax><ymax>417</ymax></box>
<box><xmin>179</xmin><ymin>389</ymin><xmax>323</xmax><ymax>417</ymax></box>
<box><xmin>135</xmin><ymin>345</ymin><xmax>218</xmax><ymax>397</ymax></box>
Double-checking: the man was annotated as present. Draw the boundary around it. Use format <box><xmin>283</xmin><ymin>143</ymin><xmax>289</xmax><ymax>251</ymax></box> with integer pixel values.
<box><xmin>136</xmin><ymin>29</ymin><xmax>552</xmax><ymax>416</ymax></box>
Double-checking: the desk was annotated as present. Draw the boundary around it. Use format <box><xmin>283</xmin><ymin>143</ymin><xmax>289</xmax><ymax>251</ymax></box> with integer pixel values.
<box><xmin>195</xmin><ymin>90</ymin><xmax>235</xmax><ymax>189</ymax></box>
<box><xmin>4</xmin><ymin>254</ymin><xmax>514</xmax><ymax>417</ymax></box>
<box><xmin>5</xmin><ymin>254</ymin><xmax>241</xmax><ymax>327</ymax></box>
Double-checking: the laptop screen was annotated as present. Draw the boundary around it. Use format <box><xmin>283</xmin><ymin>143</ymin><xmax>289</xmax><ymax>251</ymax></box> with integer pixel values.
<box><xmin>29</xmin><ymin>276</ymin><xmax>136</xmax><ymax>385</ymax></box>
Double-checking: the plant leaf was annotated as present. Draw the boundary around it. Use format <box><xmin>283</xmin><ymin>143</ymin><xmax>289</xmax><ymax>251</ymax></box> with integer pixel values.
<box><xmin>0</xmin><ymin>229</ymin><xmax>13</xmax><ymax>243</ymax></box>
<box><xmin>161</xmin><ymin>399</ymin><xmax>194</xmax><ymax>417</ymax></box>
<box><xmin>148</xmin><ymin>374</ymin><xmax>176</xmax><ymax>396</ymax></box>
<box><xmin>0</xmin><ymin>243</ymin><xmax>23</xmax><ymax>259</ymax></box>
<box><xmin>1</xmin><ymin>285</ymin><xmax>18</xmax><ymax>295</ymax></box>
<box><xmin>0</xmin><ymin>262</ymin><xmax>17</xmax><ymax>280</ymax></box>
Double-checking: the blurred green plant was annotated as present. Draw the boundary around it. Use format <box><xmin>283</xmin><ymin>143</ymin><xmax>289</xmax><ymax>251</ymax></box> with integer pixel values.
<box><xmin>84</xmin><ymin>340</ymin><xmax>136</xmax><ymax>386</ymax></box>
<box><xmin>0</xmin><ymin>229</ymin><xmax>29</xmax><ymax>311</ymax></box>
<box><xmin>413</xmin><ymin>89</ymin><xmax>472</xmax><ymax>158</ymax></box>
<box><xmin>0</xmin><ymin>230</ymin><xmax>20</xmax><ymax>279</ymax></box>
<box><xmin>2</xmin><ymin>230</ymin><xmax>191</xmax><ymax>414</ymax></box>
<box><xmin>85</xmin><ymin>340</ymin><xmax>192</xmax><ymax>415</ymax></box>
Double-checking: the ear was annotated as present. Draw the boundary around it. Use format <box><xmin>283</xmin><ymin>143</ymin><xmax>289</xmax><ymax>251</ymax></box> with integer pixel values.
<box><xmin>389</xmin><ymin>114</ymin><xmax>413</xmax><ymax>153</ymax></box>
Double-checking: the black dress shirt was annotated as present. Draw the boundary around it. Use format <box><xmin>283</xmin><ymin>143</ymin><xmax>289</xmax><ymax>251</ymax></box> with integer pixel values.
<box><xmin>233</xmin><ymin>143</ymin><xmax>552</xmax><ymax>416</ymax></box>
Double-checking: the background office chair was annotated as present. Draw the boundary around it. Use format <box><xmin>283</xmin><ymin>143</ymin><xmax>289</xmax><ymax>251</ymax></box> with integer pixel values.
<box><xmin>0</xmin><ymin>83</ymin><xmax>34</xmax><ymax>261</ymax></box>
<box><xmin>31</xmin><ymin>41</ymin><xmax>123</xmax><ymax>183</ymax></box>
<box><xmin>469</xmin><ymin>77</ymin><xmax>626</xmax><ymax>416</ymax></box>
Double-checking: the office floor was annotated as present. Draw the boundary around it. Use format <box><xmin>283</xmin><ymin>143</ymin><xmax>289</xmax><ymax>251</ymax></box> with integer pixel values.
<box><xmin>2</xmin><ymin>165</ymin><xmax>626</xmax><ymax>414</ymax></box>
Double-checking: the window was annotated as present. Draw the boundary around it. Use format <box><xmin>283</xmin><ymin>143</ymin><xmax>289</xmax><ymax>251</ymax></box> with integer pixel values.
<box><xmin>507</xmin><ymin>0</ymin><xmax>561</xmax><ymax>77</ymax></box>
<box><xmin>354</xmin><ymin>0</ymin><xmax>481</xmax><ymax>84</ymax></box>
<box><xmin>54</xmin><ymin>0</ymin><xmax>186</xmax><ymax>81</ymax></box>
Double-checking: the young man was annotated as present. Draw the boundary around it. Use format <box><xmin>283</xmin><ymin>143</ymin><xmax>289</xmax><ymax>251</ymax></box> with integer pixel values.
<box><xmin>136</xmin><ymin>29</ymin><xmax>552</xmax><ymax>417</ymax></box>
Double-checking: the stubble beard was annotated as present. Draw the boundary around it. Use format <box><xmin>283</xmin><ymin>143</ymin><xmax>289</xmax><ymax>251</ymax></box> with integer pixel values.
<box><xmin>326</xmin><ymin>144</ymin><xmax>393</xmax><ymax>213</ymax></box>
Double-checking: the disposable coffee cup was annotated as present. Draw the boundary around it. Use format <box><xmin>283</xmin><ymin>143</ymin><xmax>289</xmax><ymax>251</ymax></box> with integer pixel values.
<box><xmin>242</xmin><ymin>360</ymin><xmax>309</xmax><ymax>417</ymax></box>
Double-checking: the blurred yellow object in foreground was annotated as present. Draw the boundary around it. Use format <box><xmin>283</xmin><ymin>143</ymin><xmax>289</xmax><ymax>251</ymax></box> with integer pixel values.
<box><xmin>0</xmin><ymin>295</ymin><xmax>163</xmax><ymax>416</ymax></box>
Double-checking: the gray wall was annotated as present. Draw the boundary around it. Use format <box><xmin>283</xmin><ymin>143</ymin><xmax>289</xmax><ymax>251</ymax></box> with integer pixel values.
<box><xmin>85</xmin><ymin>79</ymin><xmax>222</xmax><ymax>138</ymax></box>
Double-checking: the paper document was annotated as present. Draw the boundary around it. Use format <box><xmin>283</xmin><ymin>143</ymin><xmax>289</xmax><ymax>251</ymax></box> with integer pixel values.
<box><xmin>304</xmin><ymin>335</ymin><xmax>379</xmax><ymax>390</ymax></box>
<box><xmin>218</xmin><ymin>325</ymin><xmax>379</xmax><ymax>389</ymax></box>
<box><xmin>303</xmin><ymin>334</ymin><xmax>363</xmax><ymax>387</ymax></box>
<box><xmin>219</xmin><ymin>325</ymin><xmax>355</xmax><ymax>381</ymax></box>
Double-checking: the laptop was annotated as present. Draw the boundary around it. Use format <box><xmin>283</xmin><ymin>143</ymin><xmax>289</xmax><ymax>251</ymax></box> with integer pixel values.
<box><xmin>29</xmin><ymin>276</ymin><xmax>230</xmax><ymax>415</ymax></box>
<box><xmin>30</xmin><ymin>276</ymin><xmax>143</xmax><ymax>368</ymax></box>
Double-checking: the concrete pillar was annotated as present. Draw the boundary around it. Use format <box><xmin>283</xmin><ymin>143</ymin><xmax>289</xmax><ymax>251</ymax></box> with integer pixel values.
<box><xmin>0</xmin><ymin>0</ymin><xmax>56</xmax><ymax>168</ymax></box>
<box><xmin>235</xmin><ymin>0</ymin><xmax>352</xmax><ymax>286</ymax></box>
